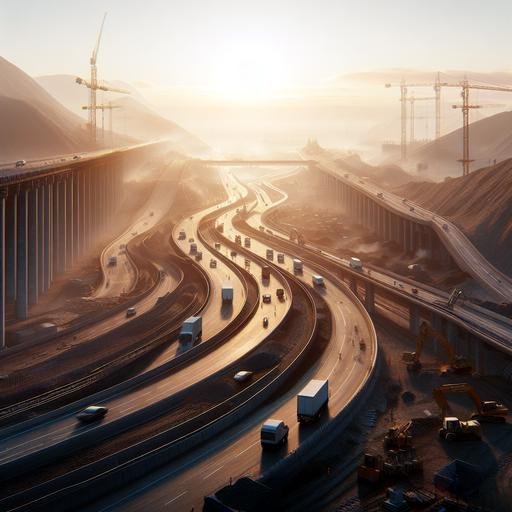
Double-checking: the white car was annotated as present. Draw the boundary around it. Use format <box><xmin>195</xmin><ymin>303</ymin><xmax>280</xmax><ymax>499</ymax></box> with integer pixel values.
<box><xmin>126</xmin><ymin>307</ymin><xmax>136</xmax><ymax>317</ymax></box>
<box><xmin>234</xmin><ymin>370</ymin><xmax>253</xmax><ymax>382</ymax></box>
<box><xmin>262</xmin><ymin>294</ymin><xmax>272</xmax><ymax>303</ymax></box>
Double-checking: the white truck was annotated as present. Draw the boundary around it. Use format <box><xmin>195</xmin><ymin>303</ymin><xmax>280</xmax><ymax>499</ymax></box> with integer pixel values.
<box><xmin>297</xmin><ymin>379</ymin><xmax>329</xmax><ymax>422</ymax></box>
<box><xmin>260</xmin><ymin>419</ymin><xmax>289</xmax><ymax>447</ymax></box>
<box><xmin>222</xmin><ymin>284</ymin><xmax>234</xmax><ymax>302</ymax></box>
<box><xmin>293</xmin><ymin>258</ymin><xmax>303</xmax><ymax>273</ymax></box>
<box><xmin>312</xmin><ymin>275</ymin><xmax>324</xmax><ymax>287</ymax></box>
<box><xmin>178</xmin><ymin>316</ymin><xmax>202</xmax><ymax>344</ymax></box>
<box><xmin>349</xmin><ymin>257</ymin><xmax>363</xmax><ymax>270</ymax></box>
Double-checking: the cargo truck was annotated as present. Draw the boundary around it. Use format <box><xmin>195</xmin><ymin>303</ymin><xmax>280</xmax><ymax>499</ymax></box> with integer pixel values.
<box><xmin>260</xmin><ymin>419</ymin><xmax>289</xmax><ymax>447</ymax></box>
<box><xmin>178</xmin><ymin>230</ymin><xmax>186</xmax><ymax>240</ymax></box>
<box><xmin>262</xmin><ymin>265</ymin><xmax>271</xmax><ymax>280</ymax></box>
<box><xmin>266</xmin><ymin>249</ymin><xmax>274</xmax><ymax>260</ymax></box>
<box><xmin>244</xmin><ymin>237</ymin><xmax>251</xmax><ymax>248</ymax></box>
<box><xmin>276</xmin><ymin>288</ymin><xmax>285</xmax><ymax>300</ymax></box>
<box><xmin>190</xmin><ymin>243</ymin><xmax>198</xmax><ymax>255</ymax></box>
<box><xmin>222</xmin><ymin>284</ymin><xmax>233</xmax><ymax>302</ymax></box>
<box><xmin>293</xmin><ymin>258</ymin><xmax>303</xmax><ymax>273</ymax></box>
<box><xmin>108</xmin><ymin>256</ymin><xmax>117</xmax><ymax>266</ymax></box>
<box><xmin>277</xmin><ymin>253</ymin><xmax>285</xmax><ymax>263</ymax></box>
<box><xmin>349</xmin><ymin>257</ymin><xmax>362</xmax><ymax>270</ymax></box>
<box><xmin>179</xmin><ymin>316</ymin><xmax>202</xmax><ymax>344</ymax></box>
<box><xmin>297</xmin><ymin>379</ymin><xmax>329</xmax><ymax>422</ymax></box>
<box><xmin>235</xmin><ymin>235</ymin><xmax>242</xmax><ymax>245</ymax></box>
<box><xmin>312</xmin><ymin>275</ymin><xmax>325</xmax><ymax>287</ymax></box>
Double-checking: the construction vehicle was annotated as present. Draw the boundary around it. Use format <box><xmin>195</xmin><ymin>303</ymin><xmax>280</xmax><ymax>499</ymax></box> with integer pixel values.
<box><xmin>433</xmin><ymin>383</ymin><xmax>508</xmax><ymax>423</ymax></box>
<box><xmin>438</xmin><ymin>416</ymin><xmax>481</xmax><ymax>442</ymax></box>
<box><xmin>384</xmin><ymin>421</ymin><xmax>412</xmax><ymax>451</ymax></box>
<box><xmin>358</xmin><ymin>451</ymin><xmax>423</xmax><ymax>483</ymax></box>
<box><xmin>447</xmin><ymin>288</ymin><xmax>464</xmax><ymax>309</ymax></box>
<box><xmin>402</xmin><ymin>321</ymin><xmax>471</xmax><ymax>373</ymax></box>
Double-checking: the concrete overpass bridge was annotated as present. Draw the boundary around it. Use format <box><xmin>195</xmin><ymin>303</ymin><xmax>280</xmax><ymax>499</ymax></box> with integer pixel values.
<box><xmin>0</xmin><ymin>141</ymin><xmax>169</xmax><ymax>347</ymax></box>
<box><xmin>200</xmin><ymin>159</ymin><xmax>313</xmax><ymax>166</ymax></box>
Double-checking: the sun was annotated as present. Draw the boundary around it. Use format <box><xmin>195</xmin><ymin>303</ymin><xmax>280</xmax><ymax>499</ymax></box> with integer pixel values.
<box><xmin>208</xmin><ymin>40</ymin><xmax>290</xmax><ymax>103</ymax></box>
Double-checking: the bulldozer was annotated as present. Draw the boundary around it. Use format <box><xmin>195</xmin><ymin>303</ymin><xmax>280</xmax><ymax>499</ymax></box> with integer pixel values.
<box><xmin>383</xmin><ymin>421</ymin><xmax>413</xmax><ymax>451</ymax></box>
<box><xmin>433</xmin><ymin>382</ymin><xmax>508</xmax><ymax>423</ymax></box>
<box><xmin>402</xmin><ymin>321</ymin><xmax>471</xmax><ymax>374</ymax></box>
<box><xmin>438</xmin><ymin>416</ymin><xmax>482</xmax><ymax>442</ymax></box>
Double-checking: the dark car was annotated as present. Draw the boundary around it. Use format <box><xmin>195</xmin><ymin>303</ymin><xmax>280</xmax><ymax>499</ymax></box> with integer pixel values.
<box><xmin>76</xmin><ymin>405</ymin><xmax>108</xmax><ymax>423</ymax></box>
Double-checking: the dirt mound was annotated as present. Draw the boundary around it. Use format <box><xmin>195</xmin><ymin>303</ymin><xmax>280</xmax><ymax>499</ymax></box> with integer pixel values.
<box><xmin>0</xmin><ymin>57</ymin><xmax>95</xmax><ymax>162</ymax></box>
<box><xmin>396</xmin><ymin>158</ymin><xmax>512</xmax><ymax>275</ymax></box>
<box><xmin>408</xmin><ymin>110</ymin><xmax>512</xmax><ymax>179</ymax></box>
<box><xmin>334</xmin><ymin>153</ymin><xmax>415</xmax><ymax>189</ymax></box>
<box><xmin>37</xmin><ymin>74</ymin><xmax>209</xmax><ymax>156</ymax></box>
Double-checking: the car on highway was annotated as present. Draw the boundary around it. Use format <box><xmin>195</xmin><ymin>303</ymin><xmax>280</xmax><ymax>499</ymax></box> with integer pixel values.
<box><xmin>190</xmin><ymin>243</ymin><xmax>198</xmax><ymax>254</ymax></box>
<box><xmin>178</xmin><ymin>230</ymin><xmax>186</xmax><ymax>240</ymax></box>
<box><xmin>409</xmin><ymin>207</ymin><xmax>415</xmax><ymax>212</ymax></box>
<box><xmin>76</xmin><ymin>405</ymin><xmax>108</xmax><ymax>423</ymax></box>
<box><xmin>126</xmin><ymin>307</ymin><xmax>136</xmax><ymax>317</ymax></box>
<box><xmin>443</xmin><ymin>223</ymin><xmax>449</xmax><ymax>231</ymax></box>
<box><xmin>234</xmin><ymin>370</ymin><xmax>253</xmax><ymax>382</ymax></box>
<box><xmin>260</xmin><ymin>419</ymin><xmax>289</xmax><ymax>447</ymax></box>
<box><xmin>15</xmin><ymin>160</ymin><xmax>26</xmax><ymax>167</ymax></box>
<box><xmin>412</xmin><ymin>288</ymin><xmax>418</xmax><ymax>294</ymax></box>
<box><xmin>377</xmin><ymin>192</ymin><xmax>384</xmax><ymax>199</ymax></box>
<box><xmin>262</xmin><ymin>293</ymin><xmax>272</xmax><ymax>303</ymax></box>
<box><xmin>263</xmin><ymin>316</ymin><xmax>269</xmax><ymax>328</ymax></box>
<box><xmin>266</xmin><ymin>249</ymin><xmax>274</xmax><ymax>260</ymax></box>
<box><xmin>108</xmin><ymin>256</ymin><xmax>117</xmax><ymax>266</ymax></box>
<box><xmin>188</xmin><ymin>237</ymin><xmax>195</xmax><ymax>243</ymax></box>
<box><xmin>195</xmin><ymin>251</ymin><xmax>203</xmax><ymax>261</ymax></box>
<box><xmin>214</xmin><ymin>242</ymin><xmax>221</xmax><ymax>250</ymax></box>
<box><xmin>230</xmin><ymin>249</ymin><xmax>237</xmax><ymax>257</ymax></box>
<box><xmin>276</xmin><ymin>288</ymin><xmax>285</xmax><ymax>300</ymax></box>
<box><xmin>277</xmin><ymin>253</ymin><xmax>285</xmax><ymax>263</ymax></box>
<box><xmin>210</xmin><ymin>258</ymin><xmax>217</xmax><ymax>268</ymax></box>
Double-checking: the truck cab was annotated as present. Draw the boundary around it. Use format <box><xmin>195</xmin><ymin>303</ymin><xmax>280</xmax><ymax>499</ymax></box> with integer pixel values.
<box><xmin>293</xmin><ymin>258</ymin><xmax>303</xmax><ymax>273</ymax></box>
<box><xmin>312</xmin><ymin>275</ymin><xmax>324</xmax><ymax>287</ymax></box>
<box><xmin>439</xmin><ymin>416</ymin><xmax>481</xmax><ymax>442</ymax></box>
<box><xmin>349</xmin><ymin>257</ymin><xmax>363</xmax><ymax>270</ymax></box>
<box><xmin>260</xmin><ymin>419</ymin><xmax>289</xmax><ymax>447</ymax></box>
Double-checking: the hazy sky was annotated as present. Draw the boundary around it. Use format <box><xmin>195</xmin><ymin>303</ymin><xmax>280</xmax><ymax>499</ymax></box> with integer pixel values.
<box><xmin>2</xmin><ymin>0</ymin><xmax>512</xmax><ymax>101</ymax></box>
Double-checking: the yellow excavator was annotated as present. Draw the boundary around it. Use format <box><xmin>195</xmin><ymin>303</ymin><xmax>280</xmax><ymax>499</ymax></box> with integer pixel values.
<box><xmin>402</xmin><ymin>321</ymin><xmax>471</xmax><ymax>373</ymax></box>
<box><xmin>433</xmin><ymin>382</ymin><xmax>508</xmax><ymax>423</ymax></box>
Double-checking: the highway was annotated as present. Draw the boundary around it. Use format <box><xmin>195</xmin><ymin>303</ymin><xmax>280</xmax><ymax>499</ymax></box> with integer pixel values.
<box><xmin>85</xmin><ymin>167</ymin><xmax>377</xmax><ymax>512</ymax></box>
<box><xmin>315</xmin><ymin>157</ymin><xmax>512</xmax><ymax>302</ymax></box>
<box><xmin>257</xmin><ymin>174</ymin><xmax>512</xmax><ymax>353</ymax></box>
<box><xmin>0</xmin><ymin>168</ymin><xmax>291</xmax><ymax>479</ymax></box>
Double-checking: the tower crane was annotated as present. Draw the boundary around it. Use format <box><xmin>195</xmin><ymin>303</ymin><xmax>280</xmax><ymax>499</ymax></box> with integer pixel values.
<box><xmin>385</xmin><ymin>73</ymin><xmax>455</xmax><ymax>161</ymax></box>
<box><xmin>76</xmin><ymin>13</ymin><xmax>130</xmax><ymax>143</ymax></box>
<box><xmin>82</xmin><ymin>101</ymin><xmax>122</xmax><ymax>146</ymax></box>
<box><xmin>407</xmin><ymin>93</ymin><xmax>436</xmax><ymax>146</ymax></box>
<box><xmin>451</xmin><ymin>78</ymin><xmax>512</xmax><ymax>176</ymax></box>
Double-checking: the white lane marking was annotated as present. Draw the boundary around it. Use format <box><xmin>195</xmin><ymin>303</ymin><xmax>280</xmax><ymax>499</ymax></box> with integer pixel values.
<box><xmin>235</xmin><ymin>440</ymin><xmax>260</xmax><ymax>458</ymax></box>
<box><xmin>164</xmin><ymin>490</ymin><xmax>187</xmax><ymax>506</ymax></box>
<box><xmin>203</xmin><ymin>465</ymin><xmax>224</xmax><ymax>479</ymax></box>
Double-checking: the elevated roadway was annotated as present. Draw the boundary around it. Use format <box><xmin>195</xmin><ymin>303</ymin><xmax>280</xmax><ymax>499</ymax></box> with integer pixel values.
<box><xmin>85</xmin><ymin>168</ymin><xmax>377</xmax><ymax>512</ymax></box>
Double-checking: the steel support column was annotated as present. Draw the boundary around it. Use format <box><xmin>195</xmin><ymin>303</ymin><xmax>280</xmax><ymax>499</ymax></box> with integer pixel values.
<box><xmin>16</xmin><ymin>188</ymin><xmax>28</xmax><ymax>320</ymax></box>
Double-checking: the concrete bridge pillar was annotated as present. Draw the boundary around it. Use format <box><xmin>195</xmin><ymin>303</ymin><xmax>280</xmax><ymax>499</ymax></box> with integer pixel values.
<box><xmin>16</xmin><ymin>187</ymin><xmax>28</xmax><ymax>320</ymax></box>
<box><xmin>43</xmin><ymin>182</ymin><xmax>52</xmax><ymax>291</ymax></box>
<box><xmin>37</xmin><ymin>184</ymin><xmax>45</xmax><ymax>295</ymax></box>
<box><xmin>57</xmin><ymin>178</ymin><xmax>67</xmax><ymax>274</ymax></box>
<box><xmin>73</xmin><ymin>173</ymin><xmax>80</xmax><ymax>261</ymax></box>
<box><xmin>28</xmin><ymin>186</ymin><xmax>38</xmax><ymax>306</ymax></box>
<box><xmin>350</xmin><ymin>277</ymin><xmax>358</xmax><ymax>297</ymax></box>
<box><xmin>364</xmin><ymin>281</ymin><xmax>375</xmax><ymax>314</ymax></box>
<box><xmin>65</xmin><ymin>175</ymin><xmax>73</xmax><ymax>269</ymax></box>
<box><xmin>409</xmin><ymin>303</ymin><xmax>420</xmax><ymax>336</ymax></box>
<box><xmin>6</xmin><ymin>192</ymin><xmax>17</xmax><ymax>302</ymax></box>
<box><xmin>0</xmin><ymin>190</ymin><xmax>6</xmax><ymax>348</ymax></box>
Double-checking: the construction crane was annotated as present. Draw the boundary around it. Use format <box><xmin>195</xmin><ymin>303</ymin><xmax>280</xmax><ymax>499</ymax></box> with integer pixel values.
<box><xmin>433</xmin><ymin>383</ymin><xmax>508</xmax><ymax>423</ymax></box>
<box><xmin>82</xmin><ymin>101</ymin><xmax>122</xmax><ymax>145</ymax></box>
<box><xmin>402</xmin><ymin>321</ymin><xmax>471</xmax><ymax>373</ymax></box>
<box><xmin>385</xmin><ymin>73</ymin><xmax>455</xmax><ymax>161</ymax></box>
<box><xmin>451</xmin><ymin>78</ymin><xmax>512</xmax><ymax>175</ymax></box>
<box><xmin>76</xmin><ymin>13</ymin><xmax>130</xmax><ymax>143</ymax></box>
<box><xmin>407</xmin><ymin>93</ymin><xmax>436</xmax><ymax>145</ymax></box>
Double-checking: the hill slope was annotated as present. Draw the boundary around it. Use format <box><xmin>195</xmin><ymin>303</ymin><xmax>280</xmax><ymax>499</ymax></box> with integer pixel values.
<box><xmin>0</xmin><ymin>57</ymin><xmax>95</xmax><ymax>162</ymax></box>
<box><xmin>395</xmin><ymin>159</ymin><xmax>512</xmax><ymax>275</ymax></box>
<box><xmin>408</xmin><ymin>110</ymin><xmax>512</xmax><ymax>179</ymax></box>
<box><xmin>37</xmin><ymin>74</ymin><xmax>209</xmax><ymax>156</ymax></box>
